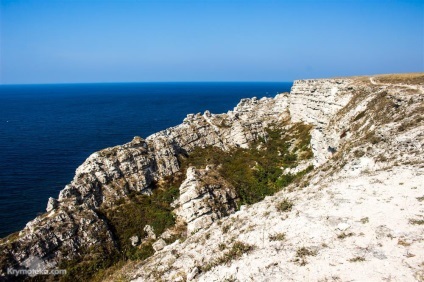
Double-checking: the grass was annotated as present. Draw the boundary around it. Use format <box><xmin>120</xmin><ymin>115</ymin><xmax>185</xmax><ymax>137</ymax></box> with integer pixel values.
<box><xmin>360</xmin><ymin>217</ymin><xmax>369</xmax><ymax>224</ymax></box>
<box><xmin>276</xmin><ymin>198</ymin><xmax>293</xmax><ymax>212</ymax></box>
<box><xmin>353</xmin><ymin>110</ymin><xmax>366</xmax><ymax>121</ymax></box>
<box><xmin>100</xmin><ymin>184</ymin><xmax>179</xmax><ymax>260</ymax></box>
<box><xmin>57</xmin><ymin>123</ymin><xmax>314</xmax><ymax>281</ymax></box>
<box><xmin>269</xmin><ymin>232</ymin><xmax>286</xmax><ymax>241</ymax></box>
<box><xmin>202</xmin><ymin>241</ymin><xmax>253</xmax><ymax>272</ymax></box>
<box><xmin>218</xmin><ymin>243</ymin><xmax>227</xmax><ymax>251</ymax></box>
<box><xmin>409</xmin><ymin>219</ymin><xmax>424</xmax><ymax>225</ymax></box>
<box><xmin>59</xmin><ymin>180</ymin><xmax>181</xmax><ymax>282</ymax></box>
<box><xmin>296</xmin><ymin>247</ymin><xmax>316</xmax><ymax>257</ymax></box>
<box><xmin>348</xmin><ymin>256</ymin><xmax>365</xmax><ymax>262</ymax></box>
<box><xmin>222</xmin><ymin>225</ymin><xmax>230</xmax><ymax>234</ymax></box>
<box><xmin>374</xmin><ymin>73</ymin><xmax>424</xmax><ymax>85</ymax></box>
<box><xmin>181</xmin><ymin>123</ymin><xmax>314</xmax><ymax>206</ymax></box>
<box><xmin>398</xmin><ymin>239</ymin><xmax>411</xmax><ymax>247</ymax></box>
<box><xmin>294</xmin><ymin>247</ymin><xmax>317</xmax><ymax>266</ymax></box>
<box><xmin>337</xmin><ymin>232</ymin><xmax>354</xmax><ymax>239</ymax></box>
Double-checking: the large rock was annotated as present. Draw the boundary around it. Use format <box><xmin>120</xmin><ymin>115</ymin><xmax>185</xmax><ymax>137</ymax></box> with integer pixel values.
<box><xmin>174</xmin><ymin>167</ymin><xmax>239</xmax><ymax>234</ymax></box>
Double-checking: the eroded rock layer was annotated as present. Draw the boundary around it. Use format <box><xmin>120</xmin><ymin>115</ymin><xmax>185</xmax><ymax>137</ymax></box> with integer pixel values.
<box><xmin>2</xmin><ymin>74</ymin><xmax>423</xmax><ymax>282</ymax></box>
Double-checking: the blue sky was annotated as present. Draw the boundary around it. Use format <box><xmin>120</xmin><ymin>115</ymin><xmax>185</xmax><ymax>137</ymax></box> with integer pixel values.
<box><xmin>0</xmin><ymin>0</ymin><xmax>423</xmax><ymax>84</ymax></box>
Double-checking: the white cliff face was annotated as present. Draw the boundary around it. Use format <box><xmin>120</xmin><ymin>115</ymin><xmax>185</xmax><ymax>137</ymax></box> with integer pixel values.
<box><xmin>2</xmin><ymin>74</ymin><xmax>423</xmax><ymax>282</ymax></box>
<box><xmin>289</xmin><ymin>79</ymin><xmax>354</xmax><ymax>165</ymax></box>
<box><xmin>0</xmin><ymin>90</ymin><xmax>290</xmax><ymax>274</ymax></box>
<box><xmin>289</xmin><ymin>79</ymin><xmax>353</xmax><ymax>125</ymax></box>
<box><xmin>173</xmin><ymin>167</ymin><xmax>238</xmax><ymax>234</ymax></box>
<box><xmin>101</xmin><ymin>75</ymin><xmax>423</xmax><ymax>282</ymax></box>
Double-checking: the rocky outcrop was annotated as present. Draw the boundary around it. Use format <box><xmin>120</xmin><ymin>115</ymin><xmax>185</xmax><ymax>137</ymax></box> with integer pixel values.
<box><xmin>173</xmin><ymin>167</ymin><xmax>238</xmax><ymax>234</ymax></box>
<box><xmin>289</xmin><ymin>79</ymin><xmax>355</xmax><ymax>165</ymax></box>
<box><xmin>0</xmin><ymin>207</ymin><xmax>116</xmax><ymax>273</ymax></box>
<box><xmin>0</xmin><ymin>91</ymin><xmax>290</xmax><ymax>276</ymax></box>
<box><xmin>109</xmin><ymin>74</ymin><xmax>424</xmax><ymax>282</ymax></box>
<box><xmin>2</xmin><ymin>74</ymin><xmax>423</xmax><ymax>281</ymax></box>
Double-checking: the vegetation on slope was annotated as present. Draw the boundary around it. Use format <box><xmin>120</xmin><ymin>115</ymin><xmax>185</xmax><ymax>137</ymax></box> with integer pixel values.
<box><xmin>58</xmin><ymin>122</ymin><xmax>314</xmax><ymax>281</ymax></box>
<box><xmin>59</xmin><ymin>180</ymin><xmax>181</xmax><ymax>282</ymax></box>
<box><xmin>181</xmin><ymin>122</ymin><xmax>314</xmax><ymax>206</ymax></box>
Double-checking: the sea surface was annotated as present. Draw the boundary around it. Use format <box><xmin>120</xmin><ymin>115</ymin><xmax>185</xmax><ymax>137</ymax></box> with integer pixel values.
<box><xmin>0</xmin><ymin>82</ymin><xmax>292</xmax><ymax>237</ymax></box>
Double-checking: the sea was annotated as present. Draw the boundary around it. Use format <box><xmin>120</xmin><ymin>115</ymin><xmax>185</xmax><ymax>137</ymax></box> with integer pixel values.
<box><xmin>0</xmin><ymin>82</ymin><xmax>292</xmax><ymax>238</ymax></box>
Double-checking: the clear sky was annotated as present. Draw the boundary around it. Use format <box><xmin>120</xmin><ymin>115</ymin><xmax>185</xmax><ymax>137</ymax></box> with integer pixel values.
<box><xmin>0</xmin><ymin>0</ymin><xmax>423</xmax><ymax>84</ymax></box>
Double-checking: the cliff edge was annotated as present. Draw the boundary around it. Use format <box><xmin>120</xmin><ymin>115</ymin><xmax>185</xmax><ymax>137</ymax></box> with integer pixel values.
<box><xmin>1</xmin><ymin>73</ymin><xmax>423</xmax><ymax>281</ymax></box>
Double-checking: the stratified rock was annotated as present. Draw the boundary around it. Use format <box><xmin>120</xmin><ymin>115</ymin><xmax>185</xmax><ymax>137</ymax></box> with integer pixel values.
<box><xmin>127</xmin><ymin>75</ymin><xmax>424</xmax><ymax>282</ymax></box>
<box><xmin>173</xmin><ymin>167</ymin><xmax>238</xmax><ymax>234</ymax></box>
<box><xmin>289</xmin><ymin>79</ymin><xmax>354</xmax><ymax>165</ymax></box>
<box><xmin>4</xmin><ymin>74</ymin><xmax>422</xmax><ymax>281</ymax></box>
<box><xmin>2</xmin><ymin>94</ymin><xmax>290</xmax><ymax>275</ymax></box>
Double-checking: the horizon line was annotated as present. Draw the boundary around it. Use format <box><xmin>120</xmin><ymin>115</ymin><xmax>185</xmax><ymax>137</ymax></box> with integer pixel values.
<box><xmin>0</xmin><ymin>81</ymin><xmax>294</xmax><ymax>87</ymax></box>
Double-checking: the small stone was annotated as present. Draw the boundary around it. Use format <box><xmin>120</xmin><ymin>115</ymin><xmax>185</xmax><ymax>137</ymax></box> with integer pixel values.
<box><xmin>46</xmin><ymin>197</ymin><xmax>58</xmax><ymax>212</ymax></box>
<box><xmin>152</xmin><ymin>239</ymin><xmax>166</xmax><ymax>252</ymax></box>
<box><xmin>130</xmin><ymin>235</ymin><xmax>139</xmax><ymax>247</ymax></box>
<box><xmin>160</xmin><ymin>230</ymin><xmax>173</xmax><ymax>240</ymax></box>
<box><xmin>187</xmin><ymin>267</ymin><xmax>199</xmax><ymax>281</ymax></box>
<box><xmin>337</xmin><ymin>223</ymin><xmax>351</xmax><ymax>231</ymax></box>
<box><xmin>144</xmin><ymin>225</ymin><xmax>156</xmax><ymax>240</ymax></box>
<box><xmin>204</xmin><ymin>110</ymin><xmax>211</xmax><ymax>118</ymax></box>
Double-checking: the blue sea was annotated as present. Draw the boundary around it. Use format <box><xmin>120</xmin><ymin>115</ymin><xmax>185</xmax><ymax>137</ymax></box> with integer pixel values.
<box><xmin>0</xmin><ymin>82</ymin><xmax>292</xmax><ymax>238</ymax></box>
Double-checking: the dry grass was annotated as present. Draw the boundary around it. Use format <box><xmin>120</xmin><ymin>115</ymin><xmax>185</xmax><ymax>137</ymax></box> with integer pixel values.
<box><xmin>269</xmin><ymin>232</ymin><xmax>286</xmax><ymax>241</ymax></box>
<box><xmin>276</xmin><ymin>198</ymin><xmax>293</xmax><ymax>212</ymax></box>
<box><xmin>294</xmin><ymin>247</ymin><xmax>317</xmax><ymax>266</ymax></box>
<box><xmin>409</xmin><ymin>218</ymin><xmax>424</xmax><ymax>225</ymax></box>
<box><xmin>374</xmin><ymin>73</ymin><xmax>424</xmax><ymax>85</ymax></box>
<box><xmin>201</xmin><ymin>241</ymin><xmax>254</xmax><ymax>272</ymax></box>
<box><xmin>337</xmin><ymin>232</ymin><xmax>354</xmax><ymax>239</ymax></box>
<box><xmin>349</xmin><ymin>256</ymin><xmax>365</xmax><ymax>262</ymax></box>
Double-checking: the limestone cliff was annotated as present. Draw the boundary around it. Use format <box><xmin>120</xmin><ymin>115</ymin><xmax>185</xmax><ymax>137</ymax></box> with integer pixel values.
<box><xmin>0</xmin><ymin>91</ymin><xmax>290</xmax><ymax>278</ymax></box>
<box><xmin>114</xmin><ymin>74</ymin><xmax>424</xmax><ymax>281</ymax></box>
<box><xmin>1</xmin><ymin>73</ymin><xmax>423</xmax><ymax>282</ymax></box>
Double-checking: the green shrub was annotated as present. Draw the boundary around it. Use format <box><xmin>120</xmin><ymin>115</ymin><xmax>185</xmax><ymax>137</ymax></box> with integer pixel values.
<box><xmin>409</xmin><ymin>219</ymin><xmax>424</xmax><ymax>225</ymax></box>
<box><xmin>101</xmin><ymin>184</ymin><xmax>179</xmax><ymax>257</ymax></box>
<box><xmin>337</xmin><ymin>232</ymin><xmax>354</xmax><ymax>239</ymax></box>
